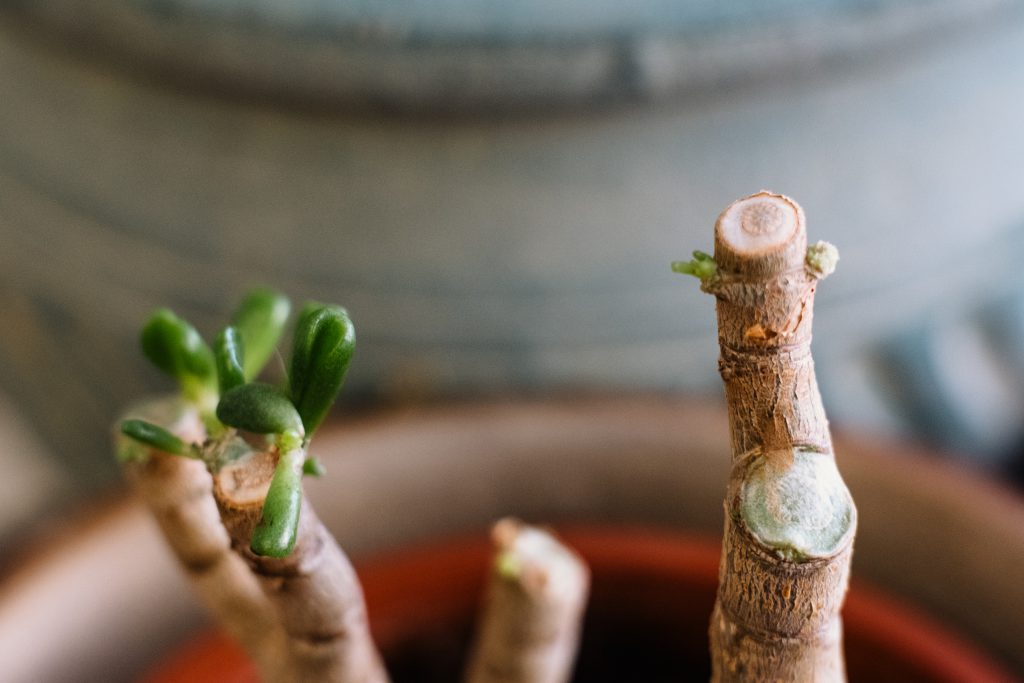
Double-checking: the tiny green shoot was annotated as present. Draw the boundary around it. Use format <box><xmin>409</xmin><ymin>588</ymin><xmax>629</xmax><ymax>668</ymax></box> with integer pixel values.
<box><xmin>302</xmin><ymin>457</ymin><xmax>325</xmax><ymax>477</ymax></box>
<box><xmin>671</xmin><ymin>250</ymin><xmax>718</xmax><ymax>282</ymax></box>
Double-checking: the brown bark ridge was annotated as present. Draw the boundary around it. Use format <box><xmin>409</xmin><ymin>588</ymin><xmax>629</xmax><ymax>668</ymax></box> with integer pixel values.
<box><xmin>118</xmin><ymin>397</ymin><xmax>287</xmax><ymax>681</ymax></box>
<box><xmin>464</xmin><ymin>518</ymin><xmax>590</xmax><ymax>683</ymax></box>
<box><xmin>702</xmin><ymin>192</ymin><xmax>856</xmax><ymax>682</ymax></box>
<box><xmin>213</xmin><ymin>446</ymin><xmax>390</xmax><ymax>683</ymax></box>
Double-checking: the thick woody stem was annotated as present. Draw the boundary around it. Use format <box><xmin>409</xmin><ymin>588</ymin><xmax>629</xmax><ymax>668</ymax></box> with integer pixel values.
<box><xmin>464</xmin><ymin>519</ymin><xmax>590</xmax><ymax>683</ymax></box>
<box><xmin>213</xmin><ymin>447</ymin><xmax>390</xmax><ymax>683</ymax></box>
<box><xmin>117</xmin><ymin>397</ymin><xmax>287</xmax><ymax>681</ymax></box>
<box><xmin>705</xmin><ymin>192</ymin><xmax>856</xmax><ymax>682</ymax></box>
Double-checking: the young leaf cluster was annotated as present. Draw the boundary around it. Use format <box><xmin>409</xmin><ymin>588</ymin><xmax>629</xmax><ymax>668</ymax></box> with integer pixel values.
<box><xmin>121</xmin><ymin>288</ymin><xmax>357</xmax><ymax>558</ymax></box>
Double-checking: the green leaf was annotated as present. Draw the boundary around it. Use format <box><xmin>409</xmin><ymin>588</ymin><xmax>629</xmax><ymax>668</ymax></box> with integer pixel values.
<box><xmin>289</xmin><ymin>304</ymin><xmax>356</xmax><ymax>435</ymax></box>
<box><xmin>216</xmin><ymin>383</ymin><xmax>303</xmax><ymax>437</ymax></box>
<box><xmin>214</xmin><ymin>327</ymin><xmax>246</xmax><ymax>394</ymax></box>
<box><xmin>232</xmin><ymin>288</ymin><xmax>291</xmax><ymax>380</ymax></box>
<box><xmin>120</xmin><ymin>419</ymin><xmax>187</xmax><ymax>456</ymax></box>
<box><xmin>250</xmin><ymin>448</ymin><xmax>304</xmax><ymax>557</ymax></box>
<box><xmin>140</xmin><ymin>309</ymin><xmax>216</xmax><ymax>399</ymax></box>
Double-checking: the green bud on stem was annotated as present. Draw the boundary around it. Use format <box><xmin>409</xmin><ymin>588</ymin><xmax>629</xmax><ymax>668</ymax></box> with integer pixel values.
<box><xmin>671</xmin><ymin>250</ymin><xmax>718</xmax><ymax>282</ymax></box>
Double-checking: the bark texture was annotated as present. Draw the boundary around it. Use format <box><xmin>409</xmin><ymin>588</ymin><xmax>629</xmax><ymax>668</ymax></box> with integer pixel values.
<box><xmin>213</xmin><ymin>447</ymin><xmax>390</xmax><ymax>683</ymax></box>
<box><xmin>705</xmin><ymin>192</ymin><xmax>856</xmax><ymax>682</ymax></box>
<box><xmin>119</xmin><ymin>398</ymin><xmax>286</xmax><ymax>681</ymax></box>
<box><xmin>464</xmin><ymin>519</ymin><xmax>589</xmax><ymax>683</ymax></box>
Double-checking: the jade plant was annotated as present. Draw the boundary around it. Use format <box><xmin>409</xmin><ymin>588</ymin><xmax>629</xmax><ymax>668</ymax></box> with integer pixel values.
<box><xmin>117</xmin><ymin>290</ymin><xmax>588</xmax><ymax>683</ymax></box>
<box><xmin>118</xmin><ymin>190</ymin><xmax>850</xmax><ymax>683</ymax></box>
<box><xmin>118</xmin><ymin>291</ymin><xmax>392</xmax><ymax>681</ymax></box>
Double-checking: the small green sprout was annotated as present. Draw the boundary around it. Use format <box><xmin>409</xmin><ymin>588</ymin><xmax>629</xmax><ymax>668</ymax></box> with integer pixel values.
<box><xmin>214</xmin><ymin>327</ymin><xmax>247</xmax><ymax>394</ymax></box>
<box><xmin>140</xmin><ymin>309</ymin><xmax>216</xmax><ymax>402</ymax></box>
<box><xmin>671</xmin><ymin>250</ymin><xmax>718</xmax><ymax>282</ymax></box>
<box><xmin>120</xmin><ymin>419</ymin><xmax>189</xmax><ymax>457</ymax></box>
<box><xmin>303</xmin><ymin>457</ymin><xmax>326</xmax><ymax>477</ymax></box>
<box><xmin>231</xmin><ymin>288</ymin><xmax>291</xmax><ymax>380</ymax></box>
<box><xmin>289</xmin><ymin>304</ymin><xmax>356</xmax><ymax>435</ymax></box>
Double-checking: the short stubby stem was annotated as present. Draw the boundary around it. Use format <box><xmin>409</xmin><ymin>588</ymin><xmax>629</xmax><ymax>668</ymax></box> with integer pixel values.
<box><xmin>213</xmin><ymin>445</ymin><xmax>390</xmax><ymax>683</ymax></box>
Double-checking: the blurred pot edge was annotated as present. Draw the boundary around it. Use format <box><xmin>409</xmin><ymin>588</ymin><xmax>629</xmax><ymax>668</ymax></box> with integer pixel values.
<box><xmin>0</xmin><ymin>395</ymin><xmax>1021</xmax><ymax>682</ymax></box>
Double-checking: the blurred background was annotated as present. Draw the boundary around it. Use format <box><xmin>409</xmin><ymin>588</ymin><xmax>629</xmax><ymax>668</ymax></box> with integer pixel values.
<box><xmin>1</xmin><ymin>1</ymin><xmax>1024</xmax><ymax>677</ymax></box>
<box><xmin>4</xmin><ymin>0</ymin><xmax>1024</xmax><ymax>541</ymax></box>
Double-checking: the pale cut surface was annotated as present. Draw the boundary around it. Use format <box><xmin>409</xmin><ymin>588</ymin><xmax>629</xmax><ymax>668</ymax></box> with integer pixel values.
<box><xmin>717</xmin><ymin>193</ymin><xmax>800</xmax><ymax>255</ymax></box>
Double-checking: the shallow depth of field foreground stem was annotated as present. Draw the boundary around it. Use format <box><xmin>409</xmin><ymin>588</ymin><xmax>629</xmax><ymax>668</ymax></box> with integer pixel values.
<box><xmin>677</xmin><ymin>191</ymin><xmax>855</xmax><ymax>682</ymax></box>
<box><xmin>119</xmin><ymin>292</ymin><xmax>389</xmax><ymax>683</ymax></box>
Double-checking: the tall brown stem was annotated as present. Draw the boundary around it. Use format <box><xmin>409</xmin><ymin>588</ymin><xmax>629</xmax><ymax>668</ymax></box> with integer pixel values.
<box><xmin>703</xmin><ymin>192</ymin><xmax>855</xmax><ymax>682</ymax></box>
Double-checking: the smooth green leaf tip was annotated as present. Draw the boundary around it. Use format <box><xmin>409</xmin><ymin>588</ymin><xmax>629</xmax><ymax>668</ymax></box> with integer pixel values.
<box><xmin>120</xmin><ymin>419</ymin><xmax>187</xmax><ymax>456</ymax></box>
<box><xmin>216</xmin><ymin>382</ymin><xmax>304</xmax><ymax>437</ymax></box>
<box><xmin>232</xmin><ymin>288</ymin><xmax>291</xmax><ymax>380</ymax></box>
<box><xmin>140</xmin><ymin>308</ymin><xmax>216</xmax><ymax>400</ymax></box>
<box><xmin>289</xmin><ymin>304</ymin><xmax>356</xmax><ymax>436</ymax></box>
<box><xmin>214</xmin><ymin>327</ymin><xmax>247</xmax><ymax>395</ymax></box>
<box><xmin>671</xmin><ymin>250</ymin><xmax>718</xmax><ymax>282</ymax></box>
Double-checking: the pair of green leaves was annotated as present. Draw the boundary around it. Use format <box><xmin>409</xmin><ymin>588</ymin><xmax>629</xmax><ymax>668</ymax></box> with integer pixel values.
<box><xmin>214</xmin><ymin>304</ymin><xmax>356</xmax><ymax>440</ymax></box>
<box><xmin>140</xmin><ymin>288</ymin><xmax>291</xmax><ymax>401</ymax></box>
<box><xmin>213</xmin><ymin>304</ymin><xmax>356</xmax><ymax>558</ymax></box>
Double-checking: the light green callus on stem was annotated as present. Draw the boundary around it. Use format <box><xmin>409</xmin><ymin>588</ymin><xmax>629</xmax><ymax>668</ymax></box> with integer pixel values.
<box><xmin>805</xmin><ymin>241</ymin><xmax>840</xmax><ymax>278</ymax></box>
<box><xmin>740</xmin><ymin>448</ymin><xmax>854</xmax><ymax>562</ymax></box>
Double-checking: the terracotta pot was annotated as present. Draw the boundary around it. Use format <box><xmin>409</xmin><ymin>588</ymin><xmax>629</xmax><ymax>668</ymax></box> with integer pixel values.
<box><xmin>3</xmin><ymin>398</ymin><xmax>1022</xmax><ymax>681</ymax></box>
<box><xmin>146</xmin><ymin>527</ymin><xmax>1016</xmax><ymax>683</ymax></box>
